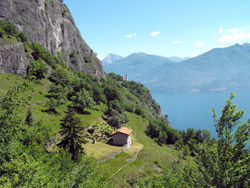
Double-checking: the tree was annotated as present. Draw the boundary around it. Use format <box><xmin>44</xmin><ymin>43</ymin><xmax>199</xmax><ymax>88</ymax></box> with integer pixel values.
<box><xmin>48</xmin><ymin>84</ymin><xmax>68</xmax><ymax>104</ymax></box>
<box><xmin>46</xmin><ymin>98</ymin><xmax>60</xmax><ymax>114</ymax></box>
<box><xmin>198</xmin><ymin>93</ymin><xmax>250</xmax><ymax>188</ymax></box>
<box><xmin>57</xmin><ymin>107</ymin><xmax>87</xmax><ymax>162</ymax></box>
<box><xmin>72</xmin><ymin>88</ymin><xmax>95</xmax><ymax>113</ymax></box>
<box><xmin>27</xmin><ymin>59</ymin><xmax>48</xmax><ymax>80</ymax></box>
<box><xmin>25</xmin><ymin>107</ymin><xmax>34</xmax><ymax>126</ymax></box>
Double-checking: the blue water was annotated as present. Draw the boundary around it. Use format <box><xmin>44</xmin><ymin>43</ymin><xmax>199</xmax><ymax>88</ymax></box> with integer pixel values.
<box><xmin>152</xmin><ymin>89</ymin><xmax>250</xmax><ymax>139</ymax></box>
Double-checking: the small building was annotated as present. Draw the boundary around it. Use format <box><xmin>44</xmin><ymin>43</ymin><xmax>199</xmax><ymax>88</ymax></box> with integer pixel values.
<box><xmin>111</xmin><ymin>127</ymin><xmax>132</xmax><ymax>148</ymax></box>
<box><xmin>123</xmin><ymin>74</ymin><xmax>128</xmax><ymax>81</ymax></box>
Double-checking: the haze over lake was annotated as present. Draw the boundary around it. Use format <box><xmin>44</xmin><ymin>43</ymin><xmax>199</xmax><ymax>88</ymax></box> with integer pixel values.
<box><xmin>152</xmin><ymin>89</ymin><xmax>250</xmax><ymax>138</ymax></box>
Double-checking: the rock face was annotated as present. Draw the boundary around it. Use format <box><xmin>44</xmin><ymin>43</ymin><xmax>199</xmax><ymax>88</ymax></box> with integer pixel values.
<box><xmin>0</xmin><ymin>40</ymin><xmax>28</xmax><ymax>76</ymax></box>
<box><xmin>0</xmin><ymin>0</ymin><xmax>105</xmax><ymax>77</ymax></box>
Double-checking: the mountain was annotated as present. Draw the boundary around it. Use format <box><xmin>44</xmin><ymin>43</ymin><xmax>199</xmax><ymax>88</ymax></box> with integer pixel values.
<box><xmin>136</xmin><ymin>43</ymin><xmax>250</xmax><ymax>93</ymax></box>
<box><xmin>102</xmin><ymin>54</ymin><xmax>123</xmax><ymax>64</ymax></box>
<box><xmin>167</xmin><ymin>56</ymin><xmax>190</xmax><ymax>62</ymax></box>
<box><xmin>103</xmin><ymin>44</ymin><xmax>250</xmax><ymax>93</ymax></box>
<box><xmin>103</xmin><ymin>52</ymin><xmax>174</xmax><ymax>79</ymax></box>
<box><xmin>0</xmin><ymin>0</ymin><xmax>104</xmax><ymax>77</ymax></box>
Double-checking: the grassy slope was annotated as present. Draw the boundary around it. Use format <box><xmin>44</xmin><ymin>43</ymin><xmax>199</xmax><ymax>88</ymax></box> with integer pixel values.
<box><xmin>0</xmin><ymin>72</ymin><xmax>180</xmax><ymax>187</ymax></box>
<box><xmin>100</xmin><ymin>112</ymin><xmax>180</xmax><ymax>187</ymax></box>
<box><xmin>0</xmin><ymin>73</ymin><xmax>105</xmax><ymax>134</ymax></box>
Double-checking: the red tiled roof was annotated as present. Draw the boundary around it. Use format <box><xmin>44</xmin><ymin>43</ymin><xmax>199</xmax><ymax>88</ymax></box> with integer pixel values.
<box><xmin>112</xmin><ymin>127</ymin><xmax>132</xmax><ymax>135</ymax></box>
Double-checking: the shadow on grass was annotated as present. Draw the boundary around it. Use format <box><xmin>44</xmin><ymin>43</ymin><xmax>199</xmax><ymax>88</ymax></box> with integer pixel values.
<box><xmin>72</xmin><ymin>107</ymin><xmax>91</xmax><ymax>115</ymax></box>
<box><xmin>42</xmin><ymin>108</ymin><xmax>61</xmax><ymax>116</ymax></box>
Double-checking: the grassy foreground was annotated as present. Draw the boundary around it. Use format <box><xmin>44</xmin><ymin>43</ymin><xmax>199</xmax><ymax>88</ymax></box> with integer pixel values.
<box><xmin>0</xmin><ymin>72</ymin><xmax>179</xmax><ymax>187</ymax></box>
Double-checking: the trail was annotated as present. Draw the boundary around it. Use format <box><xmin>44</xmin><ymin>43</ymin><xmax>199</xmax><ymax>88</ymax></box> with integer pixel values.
<box><xmin>110</xmin><ymin>145</ymin><xmax>143</xmax><ymax>178</ymax></box>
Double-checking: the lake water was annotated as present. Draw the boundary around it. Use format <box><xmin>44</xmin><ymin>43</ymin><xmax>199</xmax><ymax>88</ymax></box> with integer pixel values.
<box><xmin>152</xmin><ymin>89</ymin><xmax>250</xmax><ymax>139</ymax></box>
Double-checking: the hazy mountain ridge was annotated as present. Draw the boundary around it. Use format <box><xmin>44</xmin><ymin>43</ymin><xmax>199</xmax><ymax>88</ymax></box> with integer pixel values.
<box><xmin>104</xmin><ymin>43</ymin><xmax>250</xmax><ymax>93</ymax></box>
<box><xmin>103</xmin><ymin>52</ymin><xmax>175</xmax><ymax>78</ymax></box>
<box><xmin>102</xmin><ymin>54</ymin><xmax>123</xmax><ymax>64</ymax></box>
<box><xmin>167</xmin><ymin>56</ymin><xmax>191</xmax><ymax>62</ymax></box>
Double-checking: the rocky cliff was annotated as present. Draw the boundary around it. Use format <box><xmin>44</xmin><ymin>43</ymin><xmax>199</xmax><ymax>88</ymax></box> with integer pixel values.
<box><xmin>0</xmin><ymin>39</ymin><xmax>29</xmax><ymax>76</ymax></box>
<box><xmin>0</xmin><ymin>0</ymin><xmax>105</xmax><ymax>77</ymax></box>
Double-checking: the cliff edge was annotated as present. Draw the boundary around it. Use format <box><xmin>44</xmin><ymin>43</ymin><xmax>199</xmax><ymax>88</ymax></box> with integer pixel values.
<box><xmin>0</xmin><ymin>0</ymin><xmax>105</xmax><ymax>77</ymax></box>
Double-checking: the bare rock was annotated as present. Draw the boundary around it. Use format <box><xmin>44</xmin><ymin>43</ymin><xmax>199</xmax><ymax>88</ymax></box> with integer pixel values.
<box><xmin>0</xmin><ymin>0</ymin><xmax>105</xmax><ymax>77</ymax></box>
<box><xmin>0</xmin><ymin>40</ymin><xmax>28</xmax><ymax>76</ymax></box>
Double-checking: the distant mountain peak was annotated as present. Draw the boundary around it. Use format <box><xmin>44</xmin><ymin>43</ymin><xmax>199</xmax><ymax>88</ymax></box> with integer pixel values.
<box><xmin>102</xmin><ymin>54</ymin><xmax>123</xmax><ymax>64</ymax></box>
<box><xmin>167</xmin><ymin>56</ymin><xmax>191</xmax><ymax>62</ymax></box>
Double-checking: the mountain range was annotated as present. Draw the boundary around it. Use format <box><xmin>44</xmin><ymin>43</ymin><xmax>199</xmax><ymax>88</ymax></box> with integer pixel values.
<box><xmin>103</xmin><ymin>43</ymin><xmax>250</xmax><ymax>93</ymax></box>
<box><xmin>103</xmin><ymin>52</ymin><xmax>175</xmax><ymax>79</ymax></box>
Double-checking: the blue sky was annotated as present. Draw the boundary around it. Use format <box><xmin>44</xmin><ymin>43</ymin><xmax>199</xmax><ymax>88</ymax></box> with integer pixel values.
<box><xmin>64</xmin><ymin>0</ymin><xmax>250</xmax><ymax>59</ymax></box>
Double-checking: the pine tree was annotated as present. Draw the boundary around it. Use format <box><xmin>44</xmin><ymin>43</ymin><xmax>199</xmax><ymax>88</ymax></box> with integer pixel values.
<box><xmin>25</xmin><ymin>107</ymin><xmax>34</xmax><ymax>126</ymax></box>
<box><xmin>57</xmin><ymin>107</ymin><xmax>87</xmax><ymax>162</ymax></box>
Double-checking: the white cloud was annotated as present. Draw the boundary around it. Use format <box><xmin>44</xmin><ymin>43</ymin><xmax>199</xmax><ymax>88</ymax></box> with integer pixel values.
<box><xmin>240</xmin><ymin>27</ymin><xmax>247</xmax><ymax>32</ymax></box>
<box><xmin>150</xmin><ymin>31</ymin><xmax>160</xmax><ymax>37</ymax></box>
<box><xmin>97</xmin><ymin>56</ymin><xmax>104</xmax><ymax>61</ymax></box>
<box><xmin>125</xmin><ymin>33</ymin><xmax>136</xmax><ymax>38</ymax></box>
<box><xmin>194</xmin><ymin>42</ymin><xmax>205</xmax><ymax>47</ymax></box>
<box><xmin>172</xmin><ymin>41</ymin><xmax>182</xmax><ymax>44</ymax></box>
<box><xmin>218</xmin><ymin>32</ymin><xmax>250</xmax><ymax>43</ymax></box>
<box><xmin>226</xmin><ymin>28</ymin><xmax>239</xmax><ymax>34</ymax></box>
<box><xmin>218</xmin><ymin>28</ymin><xmax>224</xmax><ymax>33</ymax></box>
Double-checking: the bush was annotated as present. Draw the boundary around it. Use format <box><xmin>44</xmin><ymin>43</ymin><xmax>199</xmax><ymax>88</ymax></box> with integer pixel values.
<box><xmin>70</xmin><ymin>50</ymin><xmax>78</xmax><ymax>64</ymax></box>
<box><xmin>0</xmin><ymin>28</ymin><xmax>4</xmax><ymax>38</ymax></box>
<box><xmin>18</xmin><ymin>31</ymin><xmax>28</xmax><ymax>42</ymax></box>
<box><xmin>135</xmin><ymin>106</ymin><xmax>145</xmax><ymax>117</ymax></box>
<box><xmin>31</xmin><ymin>42</ymin><xmax>61</xmax><ymax>66</ymax></box>
<box><xmin>27</xmin><ymin>59</ymin><xmax>48</xmax><ymax>80</ymax></box>
<box><xmin>3</xmin><ymin>22</ymin><xmax>18</xmax><ymax>36</ymax></box>
<box><xmin>107</xmin><ymin>112</ymin><xmax>128</xmax><ymax>129</ymax></box>
<box><xmin>49</xmin><ymin>68</ymin><xmax>72</xmax><ymax>87</ymax></box>
<box><xmin>124</xmin><ymin>104</ymin><xmax>134</xmax><ymax>112</ymax></box>
<box><xmin>146</xmin><ymin>119</ymin><xmax>181</xmax><ymax>146</ymax></box>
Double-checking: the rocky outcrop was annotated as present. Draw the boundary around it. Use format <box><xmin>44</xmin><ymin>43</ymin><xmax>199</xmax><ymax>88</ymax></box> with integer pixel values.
<box><xmin>0</xmin><ymin>0</ymin><xmax>105</xmax><ymax>77</ymax></box>
<box><xmin>0</xmin><ymin>39</ymin><xmax>29</xmax><ymax>76</ymax></box>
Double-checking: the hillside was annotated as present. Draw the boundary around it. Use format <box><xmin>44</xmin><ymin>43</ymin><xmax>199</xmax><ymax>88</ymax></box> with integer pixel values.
<box><xmin>1</xmin><ymin>1</ymin><xmax>249</xmax><ymax>187</ymax></box>
<box><xmin>0</xmin><ymin>0</ymin><xmax>104</xmax><ymax>77</ymax></box>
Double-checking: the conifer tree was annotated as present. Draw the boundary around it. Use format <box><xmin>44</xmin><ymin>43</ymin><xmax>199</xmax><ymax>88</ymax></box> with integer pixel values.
<box><xmin>58</xmin><ymin>107</ymin><xmax>87</xmax><ymax>162</ymax></box>
<box><xmin>25</xmin><ymin>107</ymin><xmax>34</xmax><ymax>126</ymax></box>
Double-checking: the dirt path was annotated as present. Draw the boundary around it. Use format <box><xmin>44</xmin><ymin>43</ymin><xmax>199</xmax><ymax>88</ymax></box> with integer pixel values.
<box><xmin>110</xmin><ymin>145</ymin><xmax>143</xmax><ymax>177</ymax></box>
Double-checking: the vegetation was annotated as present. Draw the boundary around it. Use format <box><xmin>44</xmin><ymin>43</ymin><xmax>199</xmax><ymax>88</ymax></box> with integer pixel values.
<box><xmin>1</xmin><ymin>20</ymin><xmax>250</xmax><ymax>188</ymax></box>
<box><xmin>0</xmin><ymin>83</ymin><xmax>108</xmax><ymax>187</ymax></box>
<box><xmin>136</xmin><ymin>94</ymin><xmax>250</xmax><ymax>187</ymax></box>
<box><xmin>70</xmin><ymin>50</ymin><xmax>79</xmax><ymax>64</ymax></box>
<box><xmin>58</xmin><ymin>107</ymin><xmax>87</xmax><ymax>162</ymax></box>
<box><xmin>27</xmin><ymin>59</ymin><xmax>48</xmax><ymax>80</ymax></box>
<box><xmin>197</xmin><ymin>94</ymin><xmax>250</xmax><ymax>187</ymax></box>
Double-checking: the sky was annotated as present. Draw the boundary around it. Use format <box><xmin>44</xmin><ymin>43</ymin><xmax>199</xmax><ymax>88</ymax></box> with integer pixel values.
<box><xmin>64</xmin><ymin>0</ymin><xmax>250</xmax><ymax>59</ymax></box>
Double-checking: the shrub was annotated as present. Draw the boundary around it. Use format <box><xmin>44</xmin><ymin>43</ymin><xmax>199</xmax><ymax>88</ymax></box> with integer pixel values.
<box><xmin>18</xmin><ymin>31</ymin><xmax>28</xmax><ymax>42</ymax></box>
<box><xmin>124</xmin><ymin>104</ymin><xmax>134</xmax><ymax>112</ymax></box>
<box><xmin>135</xmin><ymin>106</ymin><xmax>145</xmax><ymax>117</ymax></box>
<box><xmin>27</xmin><ymin>59</ymin><xmax>48</xmax><ymax>80</ymax></box>
<box><xmin>107</xmin><ymin>112</ymin><xmax>128</xmax><ymax>129</ymax></box>
<box><xmin>70</xmin><ymin>50</ymin><xmax>78</xmax><ymax>64</ymax></box>
<box><xmin>0</xmin><ymin>28</ymin><xmax>4</xmax><ymax>38</ymax></box>
<box><xmin>4</xmin><ymin>22</ymin><xmax>18</xmax><ymax>36</ymax></box>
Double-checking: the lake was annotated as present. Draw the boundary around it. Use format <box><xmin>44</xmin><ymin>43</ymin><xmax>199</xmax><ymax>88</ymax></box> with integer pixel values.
<box><xmin>152</xmin><ymin>89</ymin><xmax>250</xmax><ymax>139</ymax></box>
